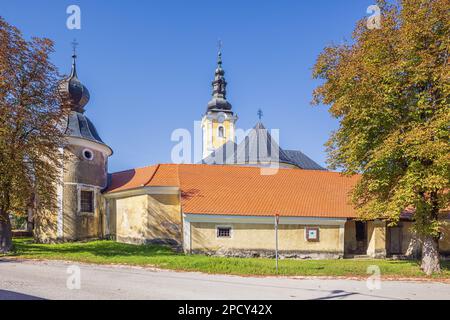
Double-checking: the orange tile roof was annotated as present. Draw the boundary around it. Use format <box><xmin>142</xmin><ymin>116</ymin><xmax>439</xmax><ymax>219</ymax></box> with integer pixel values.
<box><xmin>106</xmin><ymin>165</ymin><xmax>159</xmax><ymax>193</ymax></box>
<box><xmin>147</xmin><ymin>163</ymin><xmax>180</xmax><ymax>186</ymax></box>
<box><xmin>107</xmin><ymin>164</ymin><xmax>360</xmax><ymax>218</ymax></box>
<box><xmin>178</xmin><ymin>164</ymin><xmax>359</xmax><ymax>218</ymax></box>
<box><xmin>106</xmin><ymin>164</ymin><xmax>180</xmax><ymax>193</ymax></box>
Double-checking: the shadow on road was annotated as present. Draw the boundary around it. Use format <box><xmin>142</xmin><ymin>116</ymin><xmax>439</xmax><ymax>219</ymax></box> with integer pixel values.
<box><xmin>312</xmin><ymin>290</ymin><xmax>357</xmax><ymax>300</ymax></box>
<box><xmin>0</xmin><ymin>258</ymin><xmax>16</xmax><ymax>263</ymax></box>
<box><xmin>0</xmin><ymin>289</ymin><xmax>45</xmax><ymax>300</ymax></box>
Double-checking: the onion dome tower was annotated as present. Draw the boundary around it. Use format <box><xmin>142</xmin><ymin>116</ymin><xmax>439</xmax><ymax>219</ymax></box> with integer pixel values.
<box><xmin>60</xmin><ymin>52</ymin><xmax>109</xmax><ymax>147</ymax></box>
<box><xmin>201</xmin><ymin>47</ymin><xmax>238</xmax><ymax>159</ymax></box>
<box><xmin>50</xmin><ymin>45</ymin><xmax>112</xmax><ymax>241</ymax></box>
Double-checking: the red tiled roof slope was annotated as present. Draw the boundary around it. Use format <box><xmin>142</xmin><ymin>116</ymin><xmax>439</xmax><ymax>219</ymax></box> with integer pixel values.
<box><xmin>178</xmin><ymin>164</ymin><xmax>359</xmax><ymax>218</ymax></box>
<box><xmin>106</xmin><ymin>165</ymin><xmax>159</xmax><ymax>193</ymax></box>
<box><xmin>107</xmin><ymin>164</ymin><xmax>360</xmax><ymax>218</ymax></box>
<box><xmin>148</xmin><ymin>163</ymin><xmax>180</xmax><ymax>186</ymax></box>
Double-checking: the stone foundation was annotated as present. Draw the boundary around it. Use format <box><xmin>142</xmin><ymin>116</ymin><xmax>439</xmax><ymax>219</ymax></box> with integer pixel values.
<box><xmin>191</xmin><ymin>249</ymin><xmax>343</xmax><ymax>260</ymax></box>
<box><xmin>117</xmin><ymin>235</ymin><xmax>180</xmax><ymax>247</ymax></box>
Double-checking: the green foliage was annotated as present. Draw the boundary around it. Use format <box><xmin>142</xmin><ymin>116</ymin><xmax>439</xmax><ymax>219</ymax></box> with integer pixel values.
<box><xmin>10</xmin><ymin>213</ymin><xmax>27</xmax><ymax>230</ymax></box>
<box><xmin>312</xmin><ymin>0</ymin><xmax>449</xmax><ymax>238</ymax></box>
<box><xmin>0</xmin><ymin>17</ymin><xmax>70</xmax><ymax>251</ymax></box>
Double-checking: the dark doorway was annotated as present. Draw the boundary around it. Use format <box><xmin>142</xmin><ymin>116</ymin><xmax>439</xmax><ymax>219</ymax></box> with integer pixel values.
<box><xmin>355</xmin><ymin>221</ymin><xmax>367</xmax><ymax>254</ymax></box>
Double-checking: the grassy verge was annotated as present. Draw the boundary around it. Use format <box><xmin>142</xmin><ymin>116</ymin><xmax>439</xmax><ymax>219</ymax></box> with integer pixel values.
<box><xmin>4</xmin><ymin>238</ymin><xmax>450</xmax><ymax>279</ymax></box>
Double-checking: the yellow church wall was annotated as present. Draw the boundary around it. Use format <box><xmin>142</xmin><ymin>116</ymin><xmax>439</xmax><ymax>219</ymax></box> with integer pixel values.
<box><xmin>367</xmin><ymin>220</ymin><xmax>387</xmax><ymax>258</ymax></box>
<box><xmin>114</xmin><ymin>193</ymin><xmax>182</xmax><ymax>245</ymax></box>
<box><xmin>34</xmin><ymin>209</ymin><xmax>58</xmax><ymax>243</ymax></box>
<box><xmin>392</xmin><ymin>220</ymin><xmax>450</xmax><ymax>255</ymax></box>
<box><xmin>116</xmin><ymin>195</ymin><xmax>148</xmax><ymax>244</ymax></box>
<box><xmin>190</xmin><ymin>222</ymin><xmax>343</xmax><ymax>258</ymax></box>
<box><xmin>398</xmin><ymin>221</ymin><xmax>417</xmax><ymax>254</ymax></box>
<box><xmin>146</xmin><ymin>194</ymin><xmax>182</xmax><ymax>244</ymax></box>
<box><xmin>344</xmin><ymin>219</ymin><xmax>450</xmax><ymax>257</ymax></box>
<box><xmin>34</xmin><ymin>179</ymin><xmax>106</xmax><ymax>243</ymax></box>
<box><xmin>440</xmin><ymin>221</ymin><xmax>450</xmax><ymax>253</ymax></box>
<box><xmin>344</xmin><ymin>220</ymin><xmax>358</xmax><ymax>254</ymax></box>
<box><xmin>106</xmin><ymin>198</ymin><xmax>117</xmax><ymax>238</ymax></box>
<box><xmin>211</xmin><ymin>120</ymin><xmax>233</xmax><ymax>149</ymax></box>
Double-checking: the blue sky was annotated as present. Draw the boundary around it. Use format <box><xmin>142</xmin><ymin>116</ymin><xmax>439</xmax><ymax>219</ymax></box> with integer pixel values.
<box><xmin>2</xmin><ymin>0</ymin><xmax>375</xmax><ymax>172</ymax></box>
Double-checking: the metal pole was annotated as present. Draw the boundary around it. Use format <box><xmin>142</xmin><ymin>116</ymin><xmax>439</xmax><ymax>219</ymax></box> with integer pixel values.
<box><xmin>275</xmin><ymin>215</ymin><xmax>279</xmax><ymax>273</ymax></box>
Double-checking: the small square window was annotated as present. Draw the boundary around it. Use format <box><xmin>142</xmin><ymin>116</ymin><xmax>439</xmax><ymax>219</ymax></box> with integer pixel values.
<box><xmin>217</xmin><ymin>227</ymin><xmax>231</xmax><ymax>238</ymax></box>
<box><xmin>306</xmin><ymin>227</ymin><xmax>319</xmax><ymax>242</ymax></box>
<box><xmin>80</xmin><ymin>190</ymin><xmax>94</xmax><ymax>213</ymax></box>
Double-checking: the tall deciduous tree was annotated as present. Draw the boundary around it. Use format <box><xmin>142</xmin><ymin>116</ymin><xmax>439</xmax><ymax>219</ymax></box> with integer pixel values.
<box><xmin>312</xmin><ymin>0</ymin><xmax>449</xmax><ymax>275</ymax></box>
<box><xmin>0</xmin><ymin>17</ymin><xmax>69</xmax><ymax>253</ymax></box>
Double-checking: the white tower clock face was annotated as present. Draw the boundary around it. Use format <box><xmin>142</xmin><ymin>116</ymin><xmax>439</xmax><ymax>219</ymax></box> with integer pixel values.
<box><xmin>217</xmin><ymin>114</ymin><xmax>226</xmax><ymax>123</ymax></box>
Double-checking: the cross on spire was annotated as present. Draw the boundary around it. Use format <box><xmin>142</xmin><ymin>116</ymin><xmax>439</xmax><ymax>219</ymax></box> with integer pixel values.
<box><xmin>71</xmin><ymin>39</ymin><xmax>79</xmax><ymax>58</ymax></box>
<box><xmin>70</xmin><ymin>39</ymin><xmax>79</xmax><ymax>77</ymax></box>
<box><xmin>217</xmin><ymin>39</ymin><xmax>223</xmax><ymax>66</ymax></box>
<box><xmin>217</xmin><ymin>39</ymin><xmax>223</xmax><ymax>54</ymax></box>
<box><xmin>257</xmin><ymin>108</ymin><xmax>263</xmax><ymax>121</ymax></box>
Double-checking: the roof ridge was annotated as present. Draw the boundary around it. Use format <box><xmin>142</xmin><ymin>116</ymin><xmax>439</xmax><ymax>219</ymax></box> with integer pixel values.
<box><xmin>111</xmin><ymin>162</ymin><xmax>345</xmax><ymax>176</ymax></box>
<box><xmin>110</xmin><ymin>164</ymin><xmax>160</xmax><ymax>175</ymax></box>
<box><xmin>143</xmin><ymin>164</ymin><xmax>161</xmax><ymax>187</ymax></box>
<box><xmin>177</xmin><ymin>163</ymin><xmax>347</xmax><ymax>175</ymax></box>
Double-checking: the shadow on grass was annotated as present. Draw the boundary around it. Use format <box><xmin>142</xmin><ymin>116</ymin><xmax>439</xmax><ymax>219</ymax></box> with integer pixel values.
<box><xmin>12</xmin><ymin>238</ymin><xmax>179</xmax><ymax>259</ymax></box>
<box><xmin>8</xmin><ymin>238</ymin><xmax>450</xmax><ymax>278</ymax></box>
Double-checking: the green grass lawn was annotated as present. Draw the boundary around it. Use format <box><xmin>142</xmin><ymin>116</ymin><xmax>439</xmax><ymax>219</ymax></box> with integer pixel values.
<box><xmin>5</xmin><ymin>238</ymin><xmax>450</xmax><ymax>279</ymax></box>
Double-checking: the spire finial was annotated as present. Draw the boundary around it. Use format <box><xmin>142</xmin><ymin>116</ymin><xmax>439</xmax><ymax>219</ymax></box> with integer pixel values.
<box><xmin>217</xmin><ymin>39</ymin><xmax>223</xmax><ymax>66</ymax></box>
<box><xmin>206</xmin><ymin>40</ymin><xmax>232</xmax><ymax>112</ymax></box>
<box><xmin>257</xmin><ymin>108</ymin><xmax>263</xmax><ymax>121</ymax></box>
<box><xmin>71</xmin><ymin>38</ymin><xmax>79</xmax><ymax>58</ymax></box>
<box><xmin>70</xmin><ymin>39</ymin><xmax>79</xmax><ymax>77</ymax></box>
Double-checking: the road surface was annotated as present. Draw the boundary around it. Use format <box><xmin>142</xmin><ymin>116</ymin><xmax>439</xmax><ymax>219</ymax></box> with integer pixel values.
<box><xmin>0</xmin><ymin>259</ymin><xmax>449</xmax><ymax>300</ymax></box>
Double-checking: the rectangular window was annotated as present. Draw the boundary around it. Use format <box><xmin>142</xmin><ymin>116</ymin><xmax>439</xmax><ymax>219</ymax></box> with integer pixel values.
<box><xmin>217</xmin><ymin>226</ymin><xmax>232</xmax><ymax>238</ymax></box>
<box><xmin>306</xmin><ymin>227</ymin><xmax>320</xmax><ymax>242</ymax></box>
<box><xmin>80</xmin><ymin>190</ymin><xmax>94</xmax><ymax>213</ymax></box>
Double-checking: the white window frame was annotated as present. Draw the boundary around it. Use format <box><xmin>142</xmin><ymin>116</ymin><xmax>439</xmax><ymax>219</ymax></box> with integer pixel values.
<box><xmin>216</xmin><ymin>225</ymin><xmax>233</xmax><ymax>239</ymax></box>
<box><xmin>217</xmin><ymin>125</ymin><xmax>225</xmax><ymax>139</ymax></box>
<box><xmin>82</xmin><ymin>148</ymin><xmax>95</xmax><ymax>161</ymax></box>
<box><xmin>78</xmin><ymin>185</ymin><xmax>96</xmax><ymax>216</ymax></box>
<box><xmin>305</xmin><ymin>226</ymin><xmax>320</xmax><ymax>242</ymax></box>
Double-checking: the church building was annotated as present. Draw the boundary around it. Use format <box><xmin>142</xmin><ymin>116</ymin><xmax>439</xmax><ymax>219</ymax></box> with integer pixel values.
<box><xmin>201</xmin><ymin>51</ymin><xmax>325</xmax><ymax>170</ymax></box>
<box><xmin>35</xmin><ymin>51</ymin><xmax>113</xmax><ymax>242</ymax></box>
<box><xmin>34</xmin><ymin>49</ymin><xmax>450</xmax><ymax>260</ymax></box>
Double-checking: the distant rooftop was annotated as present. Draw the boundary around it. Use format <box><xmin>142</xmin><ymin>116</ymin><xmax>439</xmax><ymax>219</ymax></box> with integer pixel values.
<box><xmin>202</xmin><ymin>122</ymin><xmax>326</xmax><ymax>170</ymax></box>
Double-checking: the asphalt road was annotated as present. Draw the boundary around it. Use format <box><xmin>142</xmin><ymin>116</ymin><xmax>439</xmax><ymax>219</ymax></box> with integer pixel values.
<box><xmin>0</xmin><ymin>259</ymin><xmax>449</xmax><ymax>300</ymax></box>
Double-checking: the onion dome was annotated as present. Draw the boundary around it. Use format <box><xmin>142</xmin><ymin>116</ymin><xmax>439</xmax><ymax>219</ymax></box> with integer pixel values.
<box><xmin>60</xmin><ymin>48</ymin><xmax>112</xmax><ymax>155</ymax></box>
<box><xmin>59</xmin><ymin>53</ymin><xmax>90</xmax><ymax>113</ymax></box>
<box><xmin>64</xmin><ymin>112</ymin><xmax>105</xmax><ymax>145</ymax></box>
<box><xmin>207</xmin><ymin>51</ymin><xmax>233</xmax><ymax>112</ymax></box>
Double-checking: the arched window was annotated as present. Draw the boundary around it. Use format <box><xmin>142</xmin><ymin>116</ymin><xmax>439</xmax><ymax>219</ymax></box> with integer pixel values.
<box><xmin>218</xmin><ymin>126</ymin><xmax>225</xmax><ymax>138</ymax></box>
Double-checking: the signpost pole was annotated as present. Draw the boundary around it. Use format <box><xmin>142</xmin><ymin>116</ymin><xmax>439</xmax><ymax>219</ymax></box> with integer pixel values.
<box><xmin>275</xmin><ymin>214</ymin><xmax>279</xmax><ymax>273</ymax></box>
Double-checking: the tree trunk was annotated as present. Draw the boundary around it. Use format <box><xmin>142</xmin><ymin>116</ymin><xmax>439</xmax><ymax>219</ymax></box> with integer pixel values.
<box><xmin>0</xmin><ymin>210</ymin><xmax>13</xmax><ymax>253</ymax></box>
<box><xmin>421</xmin><ymin>235</ymin><xmax>440</xmax><ymax>275</ymax></box>
<box><xmin>405</xmin><ymin>232</ymin><xmax>421</xmax><ymax>259</ymax></box>
<box><xmin>27</xmin><ymin>207</ymin><xmax>34</xmax><ymax>233</ymax></box>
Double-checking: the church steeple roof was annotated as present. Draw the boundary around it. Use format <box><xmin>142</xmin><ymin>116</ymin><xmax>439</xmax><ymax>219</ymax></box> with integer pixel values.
<box><xmin>59</xmin><ymin>42</ymin><xmax>112</xmax><ymax>154</ymax></box>
<box><xmin>59</xmin><ymin>42</ymin><xmax>90</xmax><ymax>113</ymax></box>
<box><xmin>207</xmin><ymin>48</ymin><xmax>233</xmax><ymax>112</ymax></box>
